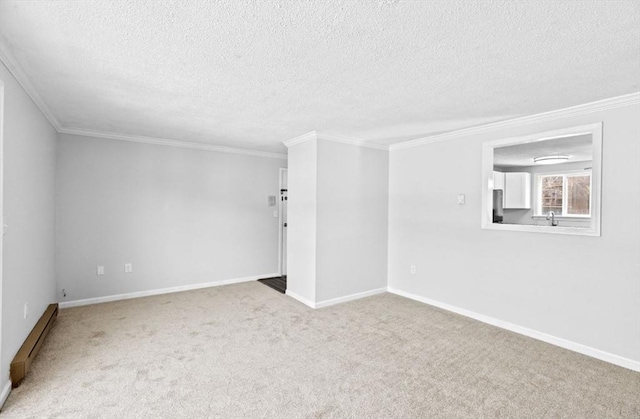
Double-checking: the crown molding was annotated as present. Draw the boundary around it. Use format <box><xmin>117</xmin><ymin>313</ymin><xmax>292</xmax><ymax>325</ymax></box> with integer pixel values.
<box><xmin>283</xmin><ymin>131</ymin><xmax>318</xmax><ymax>148</ymax></box>
<box><xmin>317</xmin><ymin>133</ymin><xmax>389</xmax><ymax>151</ymax></box>
<box><xmin>283</xmin><ymin>131</ymin><xmax>389</xmax><ymax>151</ymax></box>
<box><xmin>390</xmin><ymin>92</ymin><xmax>640</xmax><ymax>151</ymax></box>
<box><xmin>59</xmin><ymin>127</ymin><xmax>288</xmax><ymax>160</ymax></box>
<box><xmin>0</xmin><ymin>36</ymin><xmax>62</xmax><ymax>131</ymax></box>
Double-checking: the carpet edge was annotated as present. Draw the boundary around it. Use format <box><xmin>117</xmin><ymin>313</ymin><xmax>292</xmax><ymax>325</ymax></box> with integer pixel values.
<box><xmin>58</xmin><ymin>273</ymin><xmax>280</xmax><ymax>309</ymax></box>
<box><xmin>388</xmin><ymin>287</ymin><xmax>640</xmax><ymax>372</ymax></box>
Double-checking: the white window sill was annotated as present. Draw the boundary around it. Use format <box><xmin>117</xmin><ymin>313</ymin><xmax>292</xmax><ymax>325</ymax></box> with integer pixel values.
<box><xmin>532</xmin><ymin>215</ymin><xmax>591</xmax><ymax>221</ymax></box>
<box><xmin>482</xmin><ymin>222</ymin><xmax>599</xmax><ymax>236</ymax></box>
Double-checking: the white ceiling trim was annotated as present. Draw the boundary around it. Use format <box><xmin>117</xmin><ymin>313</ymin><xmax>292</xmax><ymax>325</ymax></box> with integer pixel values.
<box><xmin>317</xmin><ymin>133</ymin><xmax>389</xmax><ymax>151</ymax></box>
<box><xmin>0</xmin><ymin>35</ymin><xmax>62</xmax><ymax>131</ymax></box>
<box><xmin>390</xmin><ymin>92</ymin><xmax>640</xmax><ymax>151</ymax></box>
<box><xmin>282</xmin><ymin>131</ymin><xmax>318</xmax><ymax>148</ymax></box>
<box><xmin>283</xmin><ymin>131</ymin><xmax>389</xmax><ymax>151</ymax></box>
<box><xmin>59</xmin><ymin>127</ymin><xmax>288</xmax><ymax>160</ymax></box>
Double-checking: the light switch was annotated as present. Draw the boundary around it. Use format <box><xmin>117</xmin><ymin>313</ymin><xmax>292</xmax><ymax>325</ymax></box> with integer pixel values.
<box><xmin>97</xmin><ymin>266</ymin><xmax>105</xmax><ymax>276</ymax></box>
<box><xmin>457</xmin><ymin>194</ymin><xmax>466</xmax><ymax>205</ymax></box>
<box><xmin>267</xmin><ymin>195</ymin><xmax>276</xmax><ymax>206</ymax></box>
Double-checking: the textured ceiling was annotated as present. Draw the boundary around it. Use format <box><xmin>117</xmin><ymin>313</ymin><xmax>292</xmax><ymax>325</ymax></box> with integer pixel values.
<box><xmin>0</xmin><ymin>0</ymin><xmax>639</xmax><ymax>153</ymax></box>
<box><xmin>494</xmin><ymin>134</ymin><xmax>592</xmax><ymax>168</ymax></box>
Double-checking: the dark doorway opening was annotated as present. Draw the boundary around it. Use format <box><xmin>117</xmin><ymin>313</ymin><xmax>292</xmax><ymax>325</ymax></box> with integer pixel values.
<box><xmin>258</xmin><ymin>276</ymin><xmax>287</xmax><ymax>294</ymax></box>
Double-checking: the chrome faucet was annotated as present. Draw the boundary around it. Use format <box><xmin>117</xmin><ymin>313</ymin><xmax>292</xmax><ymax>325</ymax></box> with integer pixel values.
<box><xmin>546</xmin><ymin>211</ymin><xmax>558</xmax><ymax>226</ymax></box>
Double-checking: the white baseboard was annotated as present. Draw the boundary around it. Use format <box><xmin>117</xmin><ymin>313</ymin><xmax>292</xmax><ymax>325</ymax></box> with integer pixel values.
<box><xmin>286</xmin><ymin>287</ymin><xmax>388</xmax><ymax>309</ymax></box>
<box><xmin>285</xmin><ymin>289</ymin><xmax>316</xmax><ymax>308</ymax></box>
<box><xmin>315</xmin><ymin>287</ymin><xmax>387</xmax><ymax>309</ymax></box>
<box><xmin>0</xmin><ymin>380</ymin><xmax>11</xmax><ymax>410</ymax></box>
<box><xmin>59</xmin><ymin>273</ymin><xmax>280</xmax><ymax>309</ymax></box>
<box><xmin>388</xmin><ymin>287</ymin><xmax>640</xmax><ymax>372</ymax></box>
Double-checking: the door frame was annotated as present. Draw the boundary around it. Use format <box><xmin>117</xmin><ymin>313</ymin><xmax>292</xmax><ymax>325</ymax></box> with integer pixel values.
<box><xmin>277</xmin><ymin>167</ymin><xmax>287</xmax><ymax>276</ymax></box>
<box><xmin>0</xmin><ymin>80</ymin><xmax>5</xmax><ymax>398</ymax></box>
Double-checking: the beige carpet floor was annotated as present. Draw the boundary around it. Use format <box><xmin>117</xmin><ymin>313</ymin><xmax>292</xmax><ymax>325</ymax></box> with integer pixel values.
<box><xmin>2</xmin><ymin>281</ymin><xmax>638</xmax><ymax>418</ymax></box>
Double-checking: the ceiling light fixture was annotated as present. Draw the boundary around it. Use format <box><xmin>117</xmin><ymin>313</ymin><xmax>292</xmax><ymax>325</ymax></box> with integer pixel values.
<box><xmin>533</xmin><ymin>155</ymin><xmax>569</xmax><ymax>165</ymax></box>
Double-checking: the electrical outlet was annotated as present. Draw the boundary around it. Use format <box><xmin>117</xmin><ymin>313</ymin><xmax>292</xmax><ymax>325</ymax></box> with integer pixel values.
<box><xmin>97</xmin><ymin>266</ymin><xmax>105</xmax><ymax>276</ymax></box>
<box><xmin>125</xmin><ymin>263</ymin><xmax>133</xmax><ymax>273</ymax></box>
<box><xmin>410</xmin><ymin>265</ymin><xmax>416</xmax><ymax>275</ymax></box>
<box><xmin>24</xmin><ymin>303</ymin><xmax>29</xmax><ymax>319</ymax></box>
<box><xmin>457</xmin><ymin>194</ymin><xmax>466</xmax><ymax>205</ymax></box>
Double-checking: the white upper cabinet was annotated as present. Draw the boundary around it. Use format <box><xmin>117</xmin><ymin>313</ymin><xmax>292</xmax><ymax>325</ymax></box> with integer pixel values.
<box><xmin>493</xmin><ymin>171</ymin><xmax>531</xmax><ymax>209</ymax></box>
<box><xmin>493</xmin><ymin>171</ymin><xmax>505</xmax><ymax>206</ymax></box>
<box><xmin>504</xmin><ymin>172</ymin><xmax>531</xmax><ymax>209</ymax></box>
<box><xmin>493</xmin><ymin>171</ymin><xmax>505</xmax><ymax>191</ymax></box>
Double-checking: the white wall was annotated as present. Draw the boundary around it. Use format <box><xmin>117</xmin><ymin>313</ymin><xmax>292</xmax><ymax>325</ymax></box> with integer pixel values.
<box><xmin>286</xmin><ymin>137</ymin><xmax>388</xmax><ymax>306</ymax></box>
<box><xmin>0</xmin><ymin>62</ymin><xmax>57</xmax><ymax>390</ymax></box>
<box><xmin>285</xmin><ymin>139</ymin><xmax>317</xmax><ymax>303</ymax></box>
<box><xmin>388</xmin><ymin>103</ymin><xmax>640</xmax><ymax>364</ymax></box>
<box><xmin>315</xmin><ymin>140</ymin><xmax>388</xmax><ymax>302</ymax></box>
<box><xmin>56</xmin><ymin>134</ymin><xmax>284</xmax><ymax>301</ymax></box>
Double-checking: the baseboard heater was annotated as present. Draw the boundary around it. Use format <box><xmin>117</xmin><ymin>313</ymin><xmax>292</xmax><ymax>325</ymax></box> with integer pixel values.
<box><xmin>10</xmin><ymin>303</ymin><xmax>58</xmax><ymax>388</ymax></box>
